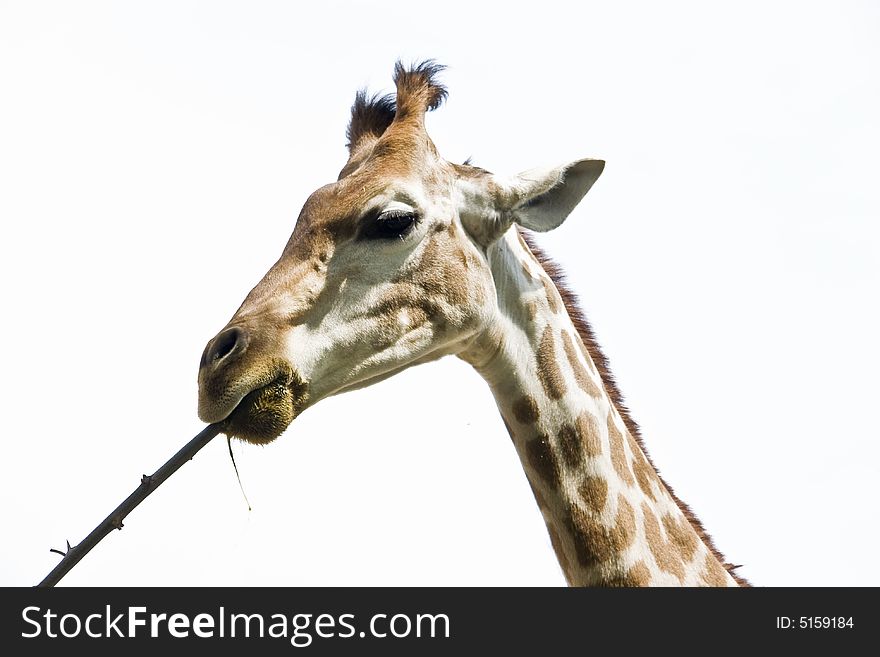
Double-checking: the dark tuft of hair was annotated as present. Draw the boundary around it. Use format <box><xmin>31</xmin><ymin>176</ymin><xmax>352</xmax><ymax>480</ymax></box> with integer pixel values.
<box><xmin>392</xmin><ymin>59</ymin><xmax>448</xmax><ymax>117</ymax></box>
<box><xmin>345</xmin><ymin>89</ymin><xmax>397</xmax><ymax>153</ymax></box>
<box><xmin>519</xmin><ymin>228</ymin><xmax>751</xmax><ymax>587</ymax></box>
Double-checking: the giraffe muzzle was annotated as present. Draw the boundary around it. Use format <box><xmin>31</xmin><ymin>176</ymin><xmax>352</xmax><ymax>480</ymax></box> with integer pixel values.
<box><xmin>198</xmin><ymin>322</ymin><xmax>308</xmax><ymax>443</ymax></box>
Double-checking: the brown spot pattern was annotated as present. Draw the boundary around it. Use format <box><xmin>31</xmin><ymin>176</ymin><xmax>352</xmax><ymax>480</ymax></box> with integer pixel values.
<box><xmin>625</xmin><ymin>560</ymin><xmax>652</xmax><ymax>586</ymax></box>
<box><xmin>541</xmin><ymin>276</ymin><xmax>561</xmax><ymax>314</ymax></box>
<box><xmin>558</xmin><ymin>414</ymin><xmax>602</xmax><ymax>469</ymax></box>
<box><xmin>701</xmin><ymin>553</ymin><xmax>731</xmax><ymax>587</ymax></box>
<box><xmin>662</xmin><ymin>514</ymin><xmax>699</xmax><ymax>562</ymax></box>
<box><xmin>557</xmin><ymin>423</ymin><xmax>581</xmax><ymax>469</ymax></box>
<box><xmin>641</xmin><ymin>502</ymin><xmax>686</xmax><ymax>581</ymax></box>
<box><xmin>562</xmin><ymin>330</ymin><xmax>601</xmax><ymax>397</ymax></box>
<box><xmin>607</xmin><ymin>414</ymin><xmax>635</xmax><ymax>485</ymax></box>
<box><xmin>526</xmin><ymin>434</ymin><xmax>560</xmax><ymax>488</ymax></box>
<box><xmin>627</xmin><ymin>434</ymin><xmax>659</xmax><ymax>501</ymax></box>
<box><xmin>605</xmin><ymin>560</ymin><xmax>652</xmax><ymax>587</ymax></box>
<box><xmin>512</xmin><ymin>396</ymin><xmax>539</xmax><ymax>425</ymax></box>
<box><xmin>575</xmin><ymin>413</ymin><xmax>602</xmax><ymax>456</ymax></box>
<box><xmin>536</xmin><ymin>326</ymin><xmax>567</xmax><ymax>400</ymax></box>
<box><xmin>577</xmin><ymin>475</ymin><xmax>608</xmax><ymax>511</ymax></box>
<box><xmin>569</xmin><ymin>494</ymin><xmax>636</xmax><ymax>567</ymax></box>
<box><xmin>615</xmin><ymin>496</ymin><xmax>637</xmax><ymax>550</ymax></box>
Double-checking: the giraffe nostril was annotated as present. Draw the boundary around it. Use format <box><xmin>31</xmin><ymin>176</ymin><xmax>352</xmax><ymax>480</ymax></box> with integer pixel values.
<box><xmin>205</xmin><ymin>326</ymin><xmax>248</xmax><ymax>367</ymax></box>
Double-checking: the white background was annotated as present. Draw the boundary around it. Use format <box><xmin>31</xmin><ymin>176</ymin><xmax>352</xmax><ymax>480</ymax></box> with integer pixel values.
<box><xmin>1</xmin><ymin>1</ymin><xmax>878</xmax><ymax>587</ymax></box>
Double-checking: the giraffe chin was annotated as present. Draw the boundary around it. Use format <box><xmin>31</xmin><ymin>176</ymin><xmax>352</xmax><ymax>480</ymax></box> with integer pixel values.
<box><xmin>219</xmin><ymin>373</ymin><xmax>305</xmax><ymax>445</ymax></box>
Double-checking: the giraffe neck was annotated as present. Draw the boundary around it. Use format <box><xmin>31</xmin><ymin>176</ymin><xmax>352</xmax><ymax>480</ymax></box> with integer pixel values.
<box><xmin>459</xmin><ymin>229</ymin><xmax>738</xmax><ymax>586</ymax></box>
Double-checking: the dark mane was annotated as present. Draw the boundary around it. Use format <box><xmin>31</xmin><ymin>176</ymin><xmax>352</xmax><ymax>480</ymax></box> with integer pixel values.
<box><xmin>519</xmin><ymin>228</ymin><xmax>749</xmax><ymax>586</ymax></box>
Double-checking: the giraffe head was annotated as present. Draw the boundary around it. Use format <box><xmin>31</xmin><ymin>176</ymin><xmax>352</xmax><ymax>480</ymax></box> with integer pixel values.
<box><xmin>197</xmin><ymin>62</ymin><xmax>604</xmax><ymax>443</ymax></box>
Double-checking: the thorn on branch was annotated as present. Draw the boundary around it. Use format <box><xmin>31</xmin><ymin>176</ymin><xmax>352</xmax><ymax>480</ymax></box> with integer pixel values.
<box><xmin>141</xmin><ymin>474</ymin><xmax>153</xmax><ymax>486</ymax></box>
<box><xmin>111</xmin><ymin>517</ymin><xmax>124</xmax><ymax>530</ymax></box>
<box><xmin>49</xmin><ymin>540</ymin><xmax>73</xmax><ymax>557</ymax></box>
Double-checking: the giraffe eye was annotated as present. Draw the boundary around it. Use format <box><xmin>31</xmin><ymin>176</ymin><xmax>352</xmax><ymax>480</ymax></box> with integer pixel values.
<box><xmin>362</xmin><ymin>209</ymin><xmax>419</xmax><ymax>240</ymax></box>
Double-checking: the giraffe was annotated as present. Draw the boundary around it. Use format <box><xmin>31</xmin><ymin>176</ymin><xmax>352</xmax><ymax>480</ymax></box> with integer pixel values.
<box><xmin>197</xmin><ymin>61</ymin><xmax>747</xmax><ymax>587</ymax></box>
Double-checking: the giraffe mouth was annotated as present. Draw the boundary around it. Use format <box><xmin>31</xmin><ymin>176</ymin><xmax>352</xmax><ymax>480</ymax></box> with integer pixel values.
<box><xmin>218</xmin><ymin>368</ymin><xmax>308</xmax><ymax>444</ymax></box>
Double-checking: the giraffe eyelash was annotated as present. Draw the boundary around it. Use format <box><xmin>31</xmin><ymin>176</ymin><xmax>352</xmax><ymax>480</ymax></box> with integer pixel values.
<box><xmin>361</xmin><ymin>209</ymin><xmax>420</xmax><ymax>240</ymax></box>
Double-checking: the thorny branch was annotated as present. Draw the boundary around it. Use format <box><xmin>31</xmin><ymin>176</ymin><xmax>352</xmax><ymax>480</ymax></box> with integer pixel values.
<box><xmin>37</xmin><ymin>423</ymin><xmax>223</xmax><ymax>587</ymax></box>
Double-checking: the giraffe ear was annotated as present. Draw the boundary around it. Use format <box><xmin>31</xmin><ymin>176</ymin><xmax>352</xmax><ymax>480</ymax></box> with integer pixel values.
<box><xmin>503</xmin><ymin>159</ymin><xmax>605</xmax><ymax>232</ymax></box>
